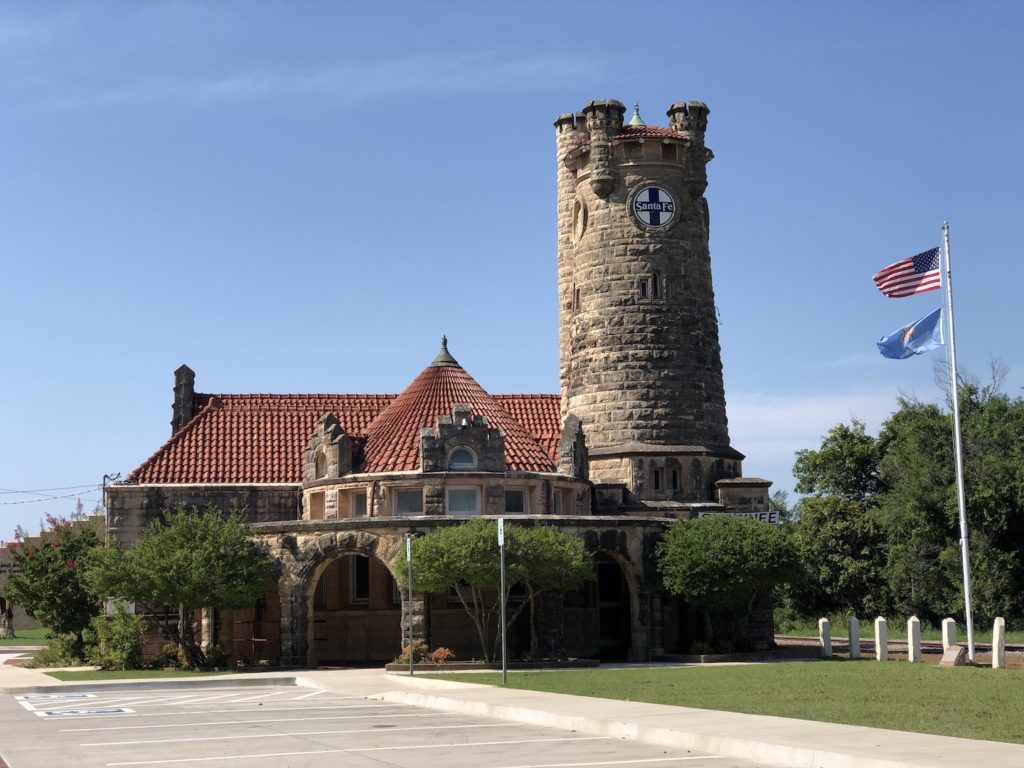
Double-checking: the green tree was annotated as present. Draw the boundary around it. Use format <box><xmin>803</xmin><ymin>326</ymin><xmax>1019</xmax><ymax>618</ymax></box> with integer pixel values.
<box><xmin>396</xmin><ymin>519</ymin><xmax>592</xmax><ymax>661</ymax></box>
<box><xmin>88</xmin><ymin>505</ymin><xmax>277</xmax><ymax>667</ymax></box>
<box><xmin>656</xmin><ymin>515</ymin><xmax>798</xmax><ymax>651</ymax></box>
<box><xmin>2</xmin><ymin>515</ymin><xmax>103</xmax><ymax>659</ymax></box>
<box><xmin>788</xmin><ymin>496</ymin><xmax>888</xmax><ymax>618</ymax></box>
<box><xmin>794</xmin><ymin>419</ymin><xmax>883</xmax><ymax>502</ymax></box>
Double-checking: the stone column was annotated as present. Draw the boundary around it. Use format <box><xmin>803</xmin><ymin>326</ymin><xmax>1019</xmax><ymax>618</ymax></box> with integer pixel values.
<box><xmin>278</xmin><ymin>576</ymin><xmax>308</xmax><ymax>667</ymax></box>
<box><xmin>874</xmin><ymin>617</ymin><xmax>888</xmax><ymax>661</ymax></box>
<box><xmin>534</xmin><ymin>590</ymin><xmax>565</xmax><ymax>661</ymax></box>
<box><xmin>992</xmin><ymin>617</ymin><xmax>1006</xmax><ymax>670</ymax></box>
<box><xmin>629</xmin><ymin>589</ymin><xmax>652</xmax><ymax>662</ymax></box>
<box><xmin>200</xmin><ymin>608</ymin><xmax>214</xmax><ymax>652</ymax></box>
<box><xmin>941</xmin><ymin>617</ymin><xmax>957</xmax><ymax>651</ymax></box>
<box><xmin>848</xmin><ymin>616</ymin><xmax>860</xmax><ymax>659</ymax></box>
<box><xmin>400</xmin><ymin>591</ymin><xmax>430</xmax><ymax>649</ymax></box>
<box><xmin>818</xmin><ymin>618</ymin><xmax>832</xmax><ymax>658</ymax></box>
<box><xmin>907</xmin><ymin>616</ymin><xmax>921</xmax><ymax>662</ymax></box>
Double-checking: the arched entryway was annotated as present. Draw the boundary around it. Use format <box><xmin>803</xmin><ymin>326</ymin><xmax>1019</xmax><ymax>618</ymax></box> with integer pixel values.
<box><xmin>307</xmin><ymin>552</ymin><xmax>402</xmax><ymax>665</ymax></box>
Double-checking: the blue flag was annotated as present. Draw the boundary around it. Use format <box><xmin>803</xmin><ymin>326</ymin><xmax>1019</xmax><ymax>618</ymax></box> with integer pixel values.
<box><xmin>877</xmin><ymin>307</ymin><xmax>944</xmax><ymax>359</ymax></box>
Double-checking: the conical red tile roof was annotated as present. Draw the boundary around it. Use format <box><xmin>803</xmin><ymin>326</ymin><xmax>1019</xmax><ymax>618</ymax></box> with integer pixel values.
<box><xmin>361</xmin><ymin>358</ymin><xmax>556</xmax><ymax>474</ymax></box>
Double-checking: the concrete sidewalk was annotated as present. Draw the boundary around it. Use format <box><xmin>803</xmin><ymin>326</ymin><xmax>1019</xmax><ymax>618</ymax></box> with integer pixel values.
<box><xmin>3</xmin><ymin>655</ymin><xmax>1022</xmax><ymax>768</ymax></box>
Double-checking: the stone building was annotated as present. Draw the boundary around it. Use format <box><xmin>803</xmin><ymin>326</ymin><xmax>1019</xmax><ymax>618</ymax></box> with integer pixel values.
<box><xmin>106</xmin><ymin>98</ymin><xmax>773</xmax><ymax>665</ymax></box>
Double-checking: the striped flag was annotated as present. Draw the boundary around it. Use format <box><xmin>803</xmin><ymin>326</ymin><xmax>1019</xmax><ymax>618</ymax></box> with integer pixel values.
<box><xmin>873</xmin><ymin>248</ymin><xmax>941</xmax><ymax>298</ymax></box>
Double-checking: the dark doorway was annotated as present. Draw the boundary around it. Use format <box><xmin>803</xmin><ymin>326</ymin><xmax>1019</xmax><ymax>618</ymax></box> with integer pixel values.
<box><xmin>595</xmin><ymin>553</ymin><xmax>631</xmax><ymax>661</ymax></box>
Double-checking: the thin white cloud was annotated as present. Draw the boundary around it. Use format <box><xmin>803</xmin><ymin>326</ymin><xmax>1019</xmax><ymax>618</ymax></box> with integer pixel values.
<box><xmin>64</xmin><ymin>51</ymin><xmax>603</xmax><ymax>109</ymax></box>
<box><xmin>726</xmin><ymin>389</ymin><xmax>899</xmax><ymax>487</ymax></box>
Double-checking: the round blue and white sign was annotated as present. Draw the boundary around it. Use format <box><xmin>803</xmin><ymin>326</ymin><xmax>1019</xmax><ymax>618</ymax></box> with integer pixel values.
<box><xmin>631</xmin><ymin>185</ymin><xmax>676</xmax><ymax>229</ymax></box>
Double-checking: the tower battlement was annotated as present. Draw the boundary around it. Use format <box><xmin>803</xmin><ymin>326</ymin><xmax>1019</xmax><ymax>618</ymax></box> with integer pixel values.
<box><xmin>555</xmin><ymin>98</ymin><xmax>740</xmax><ymax>503</ymax></box>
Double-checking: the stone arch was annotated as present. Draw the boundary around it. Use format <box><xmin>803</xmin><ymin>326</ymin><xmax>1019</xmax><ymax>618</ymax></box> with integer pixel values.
<box><xmin>276</xmin><ymin>530</ymin><xmax>405</xmax><ymax>666</ymax></box>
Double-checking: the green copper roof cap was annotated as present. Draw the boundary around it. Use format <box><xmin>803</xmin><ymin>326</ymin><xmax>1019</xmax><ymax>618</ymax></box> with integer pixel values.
<box><xmin>628</xmin><ymin>103</ymin><xmax>646</xmax><ymax>126</ymax></box>
<box><xmin>430</xmin><ymin>335</ymin><xmax>460</xmax><ymax>367</ymax></box>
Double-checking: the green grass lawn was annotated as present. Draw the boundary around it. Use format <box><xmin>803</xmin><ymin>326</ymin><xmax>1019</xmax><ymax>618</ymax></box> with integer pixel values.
<box><xmin>46</xmin><ymin>669</ymin><xmax>236</xmax><ymax>681</ymax></box>
<box><xmin>432</xmin><ymin>661</ymin><xmax>1024</xmax><ymax>744</ymax></box>
<box><xmin>0</xmin><ymin>627</ymin><xmax>48</xmax><ymax>646</ymax></box>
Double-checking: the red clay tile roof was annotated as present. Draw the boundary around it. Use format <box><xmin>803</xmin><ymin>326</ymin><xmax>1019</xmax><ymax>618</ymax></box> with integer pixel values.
<box><xmin>126</xmin><ymin>395</ymin><xmax>396</xmax><ymax>484</ymax></box>
<box><xmin>613</xmin><ymin>125</ymin><xmax>687</xmax><ymax>141</ymax></box>
<box><xmin>125</xmin><ymin>385</ymin><xmax>562</xmax><ymax>484</ymax></box>
<box><xmin>493</xmin><ymin>395</ymin><xmax>562</xmax><ymax>465</ymax></box>
<box><xmin>361</xmin><ymin>365</ymin><xmax>557</xmax><ymax>474</ymax></box>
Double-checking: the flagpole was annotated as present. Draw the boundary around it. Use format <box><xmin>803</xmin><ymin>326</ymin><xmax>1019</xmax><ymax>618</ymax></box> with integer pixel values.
<box><xmin>942</xmin><ymin>220</ymin><xmax>976</xmax><ymax>663</ymax></box>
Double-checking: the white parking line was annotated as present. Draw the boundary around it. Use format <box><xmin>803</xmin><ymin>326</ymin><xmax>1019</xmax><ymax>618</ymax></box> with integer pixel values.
<box><xmin>292</xmin><ymin>689</ymin><xmax>326</xmax><ymax>700</ymax></box>
<box><xmin>83</xmin><ymin>721</ymin><xmax>509</xmax><ymax>746</ymax></box>
<box><xmin>50</xmin><ymin>703</ymin><xmax>391</xmax><ymax>720</ymax></box>
<box><xmin>63</xmin><ymin>710</ymin><xmax>446</xmax><ymax>732</ymax></box>
<box><xmin>107</xmin><ymin>735</ymin><xmax>611</xmax><ymax>766</ymax></box>
<box><xmin>214</xmin><ymin>690</ymin><xmax>293</xmax><ymax>704</ymax></box>
<box><xmin>495</xmin><ymin>760</ymin><xmax>725</xmax><ymax>768</ymax></box>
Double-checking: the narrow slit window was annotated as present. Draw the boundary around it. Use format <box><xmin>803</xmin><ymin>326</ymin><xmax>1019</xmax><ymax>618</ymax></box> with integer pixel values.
<box><xmin>653</xmin><ymin>469</ymin><xmax>662</xmax><ymax>491</ymax></box>
<box><xmin>652</xmin><ymin>272</ymin><xmax>661</xmax><ymax>299</ymax></box>
<box><xmin>639</xmin><ymin>279</ymin><xmax>648</xmax><ymax>300</ymax></box>
<box><xmin>671</xmin><ymin>469</ymin><xmax>679</xmax><ymax>491</ymax></box>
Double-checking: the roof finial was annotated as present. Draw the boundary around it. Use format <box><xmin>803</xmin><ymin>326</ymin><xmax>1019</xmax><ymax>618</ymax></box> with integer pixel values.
<box><xmin>628</xmin><ymin>103</ymin><xmax>646</xmax><ymax>126</ymax></box>
<box><xmin>430</xmin><ymin>335</ymin><xmax>460</xmax><ymax>367</ymax></box>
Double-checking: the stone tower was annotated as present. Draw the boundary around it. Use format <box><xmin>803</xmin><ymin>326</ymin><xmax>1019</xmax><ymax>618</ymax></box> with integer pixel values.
<box><xmin>555</xmin><ymin>99</ymin><xmax>745</xmax><ymax>505</ymax></box>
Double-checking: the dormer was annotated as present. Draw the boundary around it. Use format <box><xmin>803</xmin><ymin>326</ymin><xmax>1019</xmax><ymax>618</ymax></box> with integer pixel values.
<box><xmin>420</xmin><ymin>405</ymin><xmax>506</xmax><ymax>473</ymax></box>
<box><xmin>305</xmin><ymin>413</ymin><xmax>353</xmax><ymax>481</ymax></box>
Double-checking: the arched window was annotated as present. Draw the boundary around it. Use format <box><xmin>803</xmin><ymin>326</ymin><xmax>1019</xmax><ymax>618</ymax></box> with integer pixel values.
<box><xmin>448</xmin><ymin>447</ymin><xmax>477</xmax><ymax>471</ymax></box>
<box><xmin>314</xmin><ymin>452</ymin><xmax>327</xmax><ymax>479</ymax></box>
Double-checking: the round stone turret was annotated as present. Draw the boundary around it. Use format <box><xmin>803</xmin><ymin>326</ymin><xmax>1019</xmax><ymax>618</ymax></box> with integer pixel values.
<box><xmin>554</xmin><ymin>98</ymin><xmax>740</xmax><ymax>501</ymax></box>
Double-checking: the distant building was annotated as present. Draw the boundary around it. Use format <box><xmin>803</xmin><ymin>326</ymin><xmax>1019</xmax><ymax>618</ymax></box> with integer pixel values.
<box><xmin>106</xmin><ymin>99</ymin><xmax>773</xmax><ymax>665</ymax></box>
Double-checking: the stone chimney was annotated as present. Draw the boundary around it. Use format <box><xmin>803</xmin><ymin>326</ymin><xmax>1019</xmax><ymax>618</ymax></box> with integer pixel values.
<box><xmin>171</xmin><ymin>364</ymin><xmax>195</xmax><ymax>435</ymax></box>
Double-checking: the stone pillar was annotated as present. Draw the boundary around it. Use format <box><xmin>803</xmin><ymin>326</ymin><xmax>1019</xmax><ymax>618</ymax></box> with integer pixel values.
<box><xmin>200</xmin><ymin>608</ymin><xmax>214</xmax><ymax>652</ymax></box>
<box><xmin>941</xmin><ymin>617</ymin><xmax>957</xmax><ymax>651</ymax></box>
<box><xmin>400</xmin><ymin>591</ymin><xmax>430</xmax><ymax>649</ymax></box>
<box><xmin>278</xmin><ymin>576</ymin><xmax>308</xmax><ymax>667</ymax></box>
<box><xmin>992</xmin><ymin>617</ymin><xmax>1006</xmax><ymax>670</ymax></box>
<box><xmin>818</xmin><ymin>618</ymin><xmax>832</xmax><ymax>658</ymax></box>
<box><xmin>848</xmin><ymin>616</ymin><xmax>860</xmax><ymax>659</ymax></box>
<box><xmin>907</xmin><ymin>615</ymin><xmax>921</xmax><ymax>662</ymax></box>
<box><xmin>534</xmin><ymin>590</ymin><xmax>564</xmax><ymax>661</ymax></box>
<box><xmin>628</xmin><ymin>589</ymin><xmax>652</xmax><ymax>662</ymax></box>
<box><xmin>874</xmin><ymin>617</ymin><xmax>888</xmax><ymax>661</ymax></box>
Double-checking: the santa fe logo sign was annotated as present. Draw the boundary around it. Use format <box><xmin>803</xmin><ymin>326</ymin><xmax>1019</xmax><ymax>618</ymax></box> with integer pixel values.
<box><xmin>632</xmin><ymin>186</ymin><xmax>676</xmax><ymax>228</ymax></box>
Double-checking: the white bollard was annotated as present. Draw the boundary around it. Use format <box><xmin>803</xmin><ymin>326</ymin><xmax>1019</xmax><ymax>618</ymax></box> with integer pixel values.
<box><xmin>848</xmin><ymin>616</ymin><xmax>860</xmax><ymax>659</ymax></box>
<box><xmin>992</xmin><ymin>617</ymin><xmax>1006</xmax><ymax>670</ymax></box>
<box><xmin>875</xmin><ymin>616</ymin><xmax>888</xmax><ymax>661</ymax></box>
<box><xmin>818</xmin><ymin>618</ymin><xmax>832</xmax><ymax>658</ymax></box>
<box><xmin>941</xmin><ymin>617</ymin><xmax>957</xmax><ymax>651</ymax></box>
<box><xmin>907</xmin><ymin>616</ymin><xmax>921</xmax><ymax>662</ymax></box>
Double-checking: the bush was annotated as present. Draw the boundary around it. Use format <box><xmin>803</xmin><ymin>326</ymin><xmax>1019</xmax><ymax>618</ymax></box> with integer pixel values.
<box><xmin>87</xmin><ymin>608</ymin><xmax>145</xmax><ymax>670</ymax></box>
<box><xmin>430</xmin><ymin>647</ymin><xmax>455</xmax><ymax>665</ymax></box>
<box><xmin>25</xmin><ymin>634</ymin><xmax>87</xmax><ymax>668</ymax></box>
<box><xmin>153</xmin><ymin>643</ymin><xmax>183</xmax><ymax>669</ymax></box>
<box><xmin>394</xmin><ymin>642</ymin><xmax>430</xmax><ymax>665</ymax></box>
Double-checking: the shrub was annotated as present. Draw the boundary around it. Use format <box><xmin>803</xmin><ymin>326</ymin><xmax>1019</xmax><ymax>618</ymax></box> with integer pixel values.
<box><xmin>430</xmin><ymin>647</ymin><xmax>455</xmax><ymax>665</ymax></box>
<box><xmin>25</xmin><ymin>634</ymin><xmax>87</xmax><ymax>668</ymax></box>
<box><xmin>394</xmin><ymin>642</ymin><xmax>430</xmax><ymax>664</ymax></box>
<box><xmin>88</xmin><ymin>608</ymin><xmax>145</xmax><ymax>670</ymax></box>
<box><xmin>153</xmin><ymin>643</ymin><xmax>183</xmax><ymax>669</ymax></box>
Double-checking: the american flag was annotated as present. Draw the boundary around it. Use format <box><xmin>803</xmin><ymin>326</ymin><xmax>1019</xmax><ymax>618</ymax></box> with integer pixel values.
<box><xmin>873</xmin><ymin>248</ymin><xmax>941</xmax><ymax>298</ymax></box>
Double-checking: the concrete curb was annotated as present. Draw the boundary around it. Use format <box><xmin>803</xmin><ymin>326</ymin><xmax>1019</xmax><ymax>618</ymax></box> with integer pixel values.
<box><xmin>375</xmin><ymin>686</ymin><xmax>1024</xmax><ymax>768</ymax></box>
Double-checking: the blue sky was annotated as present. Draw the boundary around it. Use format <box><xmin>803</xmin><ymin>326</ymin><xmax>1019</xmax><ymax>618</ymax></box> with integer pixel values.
<box><xmin>2</xmin><ymin>1</ymin><xmax>1022</xmax><ymax>537</ymax></box>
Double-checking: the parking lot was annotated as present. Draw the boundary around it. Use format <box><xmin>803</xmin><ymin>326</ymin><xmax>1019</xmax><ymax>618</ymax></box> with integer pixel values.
<box><xmin>0</xmin><ymin>682</ymin><xmax>761</xmax><ymax>768</ymax></box>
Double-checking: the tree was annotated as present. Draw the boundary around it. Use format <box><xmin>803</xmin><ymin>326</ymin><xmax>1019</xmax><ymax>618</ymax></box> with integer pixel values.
<box><xmin>88</xmin><ymin>505</ymin><xmax>277</xmax><ymax>667</ymax></box>
<box><xmin>2</xmin><ymin>515</ymin><xmax>103</xmax><ymax>659</ymax></box>
<box><xmin>395</xmin><ymin>519</ymin><xmax>592</xmax><ymax>661</ymax></box>
<box><xmin>794</xmin><ymin>419</ymin><xmax>883</xmax><ymax>502</ymax></box>
<box><xmin>788</xmin><ymin>496</ymin><xmax>888</xmax><ymax>618</ymax></box>
<box><xmin>656</xmin><ymin>515</ymin><xmax>798</xmax><ymax>651</ymax></box>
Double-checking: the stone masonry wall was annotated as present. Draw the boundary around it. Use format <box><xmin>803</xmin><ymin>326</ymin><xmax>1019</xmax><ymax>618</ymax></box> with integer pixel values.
<box><xmin>556</xmin><ymin>100</ymin><xmax>730</xmax><ymax>453</ymax></box>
